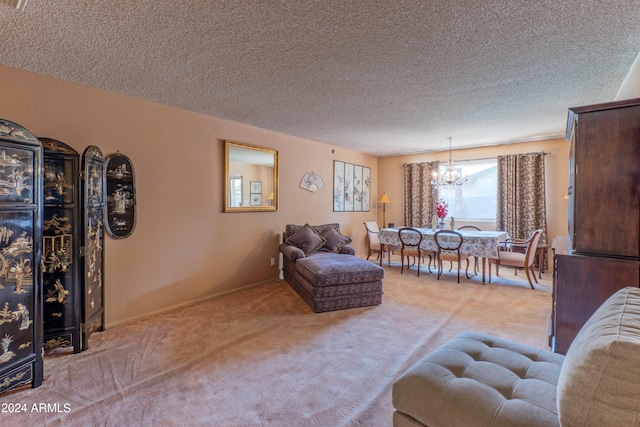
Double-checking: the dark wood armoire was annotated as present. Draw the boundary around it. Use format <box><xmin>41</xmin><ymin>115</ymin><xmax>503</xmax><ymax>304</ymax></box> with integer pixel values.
<box><xmin>551</xmin><ymin>98</ymin><xmax>640</xmax><ymax>354</ymax></box>
<box><xmin>40</xmin><ymin>138</ymin><xmax>82</xmax><ymax>353</ymax></box>
<box><xmin>0</xmin><ymin>119</ymin><xmax>43</xmax><ymax>393</ymax></box>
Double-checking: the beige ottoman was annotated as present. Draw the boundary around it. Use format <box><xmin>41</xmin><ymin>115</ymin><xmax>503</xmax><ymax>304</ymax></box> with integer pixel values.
<box><xmin>392</xmin><ymin>331</ymin><xmax>564</xmax><ymax>427</ymax></box>
<box><xmin>393</xmin><ymin>287</ymin><xmax>640</xmax><ymax>427</ymax></box>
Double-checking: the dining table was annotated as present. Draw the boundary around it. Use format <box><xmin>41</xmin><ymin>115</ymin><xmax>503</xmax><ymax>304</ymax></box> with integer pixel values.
<box><xmin>378</xmin><ymin>227</ymin><xmax>509</xmax><ymax>282</ymax></box>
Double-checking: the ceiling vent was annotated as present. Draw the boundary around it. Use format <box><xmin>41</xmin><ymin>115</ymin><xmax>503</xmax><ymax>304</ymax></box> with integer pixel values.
<box><xmin>0</xmin><ymin>0</ymin><xmax>28</xmax><ymax>12</ymax></box>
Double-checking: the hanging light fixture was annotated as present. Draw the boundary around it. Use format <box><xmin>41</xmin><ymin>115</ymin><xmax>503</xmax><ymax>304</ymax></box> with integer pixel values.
<box><xmin>431</xmin><ymin>137</ymin><xmax>468</xmax><ymax>187</ymax></box>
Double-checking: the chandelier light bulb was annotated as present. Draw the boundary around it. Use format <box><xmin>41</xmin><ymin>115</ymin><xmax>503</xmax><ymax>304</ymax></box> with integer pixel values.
<box><xmin>431</xmin><ymin>137</ymin><xmax>468</xmax><ymax>187</ymax></box>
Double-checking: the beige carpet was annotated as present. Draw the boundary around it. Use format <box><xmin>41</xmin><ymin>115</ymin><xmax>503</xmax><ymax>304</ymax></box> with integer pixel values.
<box><xmin>0</xmin><ymin>258</ymin><xmax>553</xmax><ymax>426</ymax></box>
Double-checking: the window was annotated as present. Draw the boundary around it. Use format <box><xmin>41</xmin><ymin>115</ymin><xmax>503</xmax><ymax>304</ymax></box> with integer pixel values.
<box><xmin>229</xmin><ymin>175</ymin><xmax>243</xmax><ymax>207</ymax></box>
<box><xmin>437</xmin><ymin>159</ymin><xmax>497</xmax><ymax>220</ymax></box>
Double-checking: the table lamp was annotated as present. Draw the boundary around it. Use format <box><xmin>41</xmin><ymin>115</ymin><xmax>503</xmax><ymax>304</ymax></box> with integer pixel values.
<box><xmin>379</xmin><ymin>193</ymin><xmax>390</xmax><ymax>228</ymax></box>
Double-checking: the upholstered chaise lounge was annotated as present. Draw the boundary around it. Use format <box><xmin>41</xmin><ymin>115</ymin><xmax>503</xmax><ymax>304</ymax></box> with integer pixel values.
<box><xmin>393</xmin><ymin>286</ymin><xmax>640</xmax><ymax>427</ymax></box>
<box><xmin>279</xmin><ymin>223</ymin><xmax>384</xmax><ymax>313</ymax></box>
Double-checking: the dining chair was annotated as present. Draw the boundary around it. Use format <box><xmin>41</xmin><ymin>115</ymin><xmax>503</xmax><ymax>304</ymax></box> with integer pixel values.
<box><xmin>457</xmin><ymin>225</ymin><xmax>481</xmax><ymax>231</ymax></box>
<box><xmin>364</xmin><ymin>221</ymin><xmax>399</xmax><ymax>267</ymax></box>
<box><xmin>398</xmin><ymin>227</ymin><xmax>431</xmax><ymax>276</ymax></box>
<box><xmin>457</xmin><ymin>225</ymin><xmax>482</xmax><ymax>275</ymax></box>
<box><xmin>434</xmin><ymin>230</ymin><xmax>470</xmax><ymax>283</ymax></box>
<box><xmin>487</xmin><ymin>229</ymin><xmax>543</xmax><ymax>289</ymax></box>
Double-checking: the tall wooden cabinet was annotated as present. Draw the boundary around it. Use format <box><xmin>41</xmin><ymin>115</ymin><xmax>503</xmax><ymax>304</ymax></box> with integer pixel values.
<box><xmin>0</xmin><ymin>119</ymin><xmax>43</xmax><ymax>393</ymax></box>
<box><xmin>551</xmin><ymin>98</ymin><xmax>640</xmax><ymax>354</ymax></box>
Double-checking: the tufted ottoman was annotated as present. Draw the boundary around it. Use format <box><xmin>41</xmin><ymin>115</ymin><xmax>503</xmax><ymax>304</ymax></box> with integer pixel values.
<box><xmin>392</xmin><ymin>331</ymin><xmax>564</xmax><ymax>427</ymax></box>
<box><xmin>393</xmin><ymin>287</ymin><xmax>640</xmax><ymax>427</ymax></box>
<box><xmin>292</xmin><ymin>252</ymin><xmax>384</xmax><ymax>313</ymax></box>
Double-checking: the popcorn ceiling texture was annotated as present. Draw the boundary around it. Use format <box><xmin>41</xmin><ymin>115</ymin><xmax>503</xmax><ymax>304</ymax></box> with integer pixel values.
<box><xmin>0</xmin><ymin>0</ymin><xmax>639</xmax><ymax>156</ymax></box>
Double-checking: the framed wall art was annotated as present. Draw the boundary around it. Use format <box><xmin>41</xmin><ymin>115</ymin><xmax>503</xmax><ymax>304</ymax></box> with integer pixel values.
<box><xmin>333</xmin><ymin>161</ymin><xmax>371</xmax><ymax>212</ymax></box>
<box><xmin>250</xmin><ymin>181</ymin><xmax>262</xmax><ymax>194</ymax></box>
<box><xmin>250</xmin><ymin>194</ymin><xmax>262</xmax><ymax>206</ymax></box>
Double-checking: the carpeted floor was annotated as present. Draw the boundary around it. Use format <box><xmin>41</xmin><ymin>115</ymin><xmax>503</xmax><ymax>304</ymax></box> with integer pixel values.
<box><xmin>0</xmin><ymin>257</ymin><xmax>553</xmax><ymax>426</ymax></box>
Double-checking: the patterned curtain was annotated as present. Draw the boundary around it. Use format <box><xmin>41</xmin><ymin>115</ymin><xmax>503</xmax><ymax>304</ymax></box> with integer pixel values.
<box><xmin>496</xmin><ymin>153</ymin><xmax>548</xmax><ymax>244</ymax></box>
<box><xmin>402</xmin><ymin>162</ymin><xmax>438</xmax><ymax>227</ymax></box>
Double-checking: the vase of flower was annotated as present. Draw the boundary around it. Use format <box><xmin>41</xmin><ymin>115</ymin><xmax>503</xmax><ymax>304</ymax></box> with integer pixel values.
<box><xmin>436</xmin><ymin>199</ymin><xmax>448</xmax><ymax>230</ymax></box>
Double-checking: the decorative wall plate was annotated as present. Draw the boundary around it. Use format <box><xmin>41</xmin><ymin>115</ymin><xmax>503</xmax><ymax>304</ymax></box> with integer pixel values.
<box><xmin>105</xmin><ymin>152</ymin><xmax>136</xmax><ymax>239</ymax></box>
<box><xmin>300</xmin><ymin>171</ymin><xmax>324</xmax><ymax>192</ymax></box>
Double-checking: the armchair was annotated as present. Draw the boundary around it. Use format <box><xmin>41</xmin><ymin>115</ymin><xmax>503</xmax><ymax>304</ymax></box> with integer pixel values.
<box><xmin>488</xmin><ymin>229</ymin><xmax>543</xmax><ymax>289</ymax></box>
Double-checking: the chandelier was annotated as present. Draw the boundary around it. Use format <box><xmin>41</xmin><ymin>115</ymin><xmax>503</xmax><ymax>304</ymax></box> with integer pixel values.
<box><xmin>431</xmin><ymin>137</ymin><xmax>468</xmax><ymax>187</ymax></box>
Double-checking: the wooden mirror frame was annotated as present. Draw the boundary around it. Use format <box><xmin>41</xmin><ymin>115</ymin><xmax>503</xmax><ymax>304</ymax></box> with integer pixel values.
<box><xmin>224</xmin><ymin>140</ymin><xmax>278</xmax><ymax>212</ymax></box>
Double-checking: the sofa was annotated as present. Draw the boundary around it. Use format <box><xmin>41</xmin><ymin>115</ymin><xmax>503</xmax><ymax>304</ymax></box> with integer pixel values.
<box><xmin>392</xmin><ymin>286</ymin><xmax>640</xmax><ymax>427</ymax></box>
<box><xmin>279</xmin><ymin>223</ymin><xmax>384</xmax><ymax>313</ymax></box>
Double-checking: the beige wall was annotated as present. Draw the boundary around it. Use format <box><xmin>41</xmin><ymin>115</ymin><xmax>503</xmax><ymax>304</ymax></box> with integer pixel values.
<box><xmin>0</xmin><ymin>65</ymin><xmax>378</xmax><ymax>326</ymax></box>
<box><xmin>376</xmin><ymin>138</ymin><xmax>571</xmax><ymax>243</ymax></box>
<box><xmin>0</xmin><ymin>65</ymin><xmax>572</xmax><ymax>327</ymax></box>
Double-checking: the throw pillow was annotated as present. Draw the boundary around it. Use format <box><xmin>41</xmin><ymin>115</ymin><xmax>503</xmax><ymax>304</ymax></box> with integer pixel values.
<box><xmin>286</xmin><ymin>224</ymin><xmax>326</xmax><ymax>254</ymax></box>
<box><xmin>322</xmin><ymin>226</ymin><xmax>352</xmax><ymax>253</ymax></box>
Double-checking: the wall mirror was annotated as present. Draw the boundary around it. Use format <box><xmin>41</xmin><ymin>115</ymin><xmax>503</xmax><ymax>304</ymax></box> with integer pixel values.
<box><xmin>224</xmin><ymin>140</ymin><xmax>278</xmax><ymax>212</ymax></box>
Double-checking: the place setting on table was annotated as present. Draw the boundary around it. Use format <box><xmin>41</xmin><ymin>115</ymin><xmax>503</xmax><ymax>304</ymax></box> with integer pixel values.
<box><xmin>378</xmin><ymin>225</ymin><xmax>509</xmax><ymax>282</ymax></box>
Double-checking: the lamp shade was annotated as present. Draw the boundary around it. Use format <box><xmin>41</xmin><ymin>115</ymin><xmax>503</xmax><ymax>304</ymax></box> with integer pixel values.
<box><xmin>379</xmin><ymin>193</ymin><xmax>390</xmax><ymax>204</ymax></box>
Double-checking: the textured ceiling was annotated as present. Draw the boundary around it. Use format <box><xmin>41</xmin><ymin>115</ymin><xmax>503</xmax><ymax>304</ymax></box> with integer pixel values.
<box><xmin>1</xmin><ymin>1</ymin><xmax>639</xmax><ymax>156</ymax></box>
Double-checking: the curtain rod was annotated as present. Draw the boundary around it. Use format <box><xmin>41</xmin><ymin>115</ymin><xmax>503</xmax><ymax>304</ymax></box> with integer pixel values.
<box><xmin>464</xmin><ymin>151</ymin><xmax>551</xmax><ymax>162</ymax></box>
<box><xmin>401</xmin><ymin>152</ymin><xmax>551</xmax><ymax>166</ymax></box>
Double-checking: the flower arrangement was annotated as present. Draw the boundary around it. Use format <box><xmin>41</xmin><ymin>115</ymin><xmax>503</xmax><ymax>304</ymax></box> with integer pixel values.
<box><xmin>436</xmin><ymin>199</ymin><xmax>448</xmax><ymax>219</ymax></box>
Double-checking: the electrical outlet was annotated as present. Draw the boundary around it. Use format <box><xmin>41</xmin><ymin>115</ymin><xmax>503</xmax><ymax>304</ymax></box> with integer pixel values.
<box><xmin>270</xmin><ymin>257</ymin><xmax>276</xmax><ymax>266</ymax></box>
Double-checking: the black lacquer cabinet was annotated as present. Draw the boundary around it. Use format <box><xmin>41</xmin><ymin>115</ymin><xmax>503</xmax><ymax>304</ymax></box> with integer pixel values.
<box><xmin>40</xmin><ymin>138</ymin><xmax>82</xmax><ymax>353</ymax></box>
<box><xmin>0</xmin><ymin>119</ymin><xmax>43</xmax><ymax>393</ymax></box>
<box><xmin>81</xmin><ymin>146</ymin><xmax>105</xmax><ymax>350</ymax></box>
